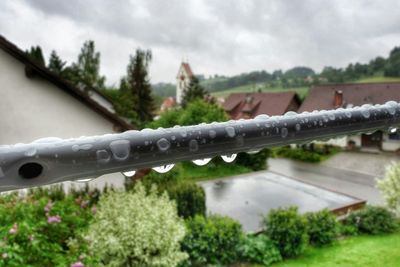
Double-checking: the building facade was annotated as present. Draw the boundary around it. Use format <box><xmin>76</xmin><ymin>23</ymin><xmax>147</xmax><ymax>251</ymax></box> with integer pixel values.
<box><xmin>176</xmin><ymin>62</ymin><xmax>193</xmax><ymax>104</ymax></box>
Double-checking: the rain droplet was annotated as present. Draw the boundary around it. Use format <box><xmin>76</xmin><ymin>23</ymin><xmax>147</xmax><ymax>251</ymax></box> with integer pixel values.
<box><xmin>171</xmin><ymin>135</ymin><xmax>176</xmax><ymax>141</ymax></box>
<box><xmin>189</xmin><ymin>139</ymin><xmax>199</xmax><ymax>152</ymax></box>
<box><xmin>247</xmin><ymin>149</ymin><xmax>260</xmax><ymax>155</ymax></box>
<box><xmin>33</xmin><ymin>137</ymin><xmax>62</xmax><ymax>144</ymax></box>
<box><xmin>225</xmin><ymin>126</ymin><xmax>236</xmax><ymax>137</ymax></box>
<box><xmin>221</xmin><ymin>154</ymin><xmax>237</xmax><ymax>163</ymax></box>
<box><xmin>193</xmin><ymin>158</ymin><xmax>212</xmax><ymax>166</ymax></box>
<box><xmin>153</xmin><ymin>164</ymin><xmax>174</xmax><ymax>173</ymax></box>
<box><xmin>75</xmin><ymin>178</ymin><xmax>93</xmax><ymax>183</ymax></box>
<box><xmin>96</xmin><ymin>150</ymin><xmax>111</xmax><ymax>164</ymax></box>
<box><xmin>179</xmin><ymin>130</ymin><xmax>187</xmax><ymax>138</ymax></box>
<box><xmin>385</xmin><ymin>101</ymin><xmax>397</xmax><ymax>115</ymax></box>
<box><xmin>24</xmin><ymin>147</ymin><xmax>37</xmax><ymax>157</ymax></box>
<box><xmin>109</xmin><ymin>140</ymin><xmax>130</xmax><ymax>161</ymax></box>
<box><xmin>72</xmin><ymin>144</ymin><xmax>93</xmax><ymax>152</ymax></box>
<box><xmin>255</xmin><ymin>114</ymin><xmax>270</xmax><ymax>120</ymax></box>
<box><xmin>209</xmin><ymin>130</ymin><xmax>217</xmax><ymax>139</ymax></box>
<box><xmin>295</xmin><ymin>124</ymin><xmax>301</xmax><ymax>132</ymax></box>
<box><xmin>157</xmin><ymin>138</ymin><xmax>170</xmax><ymax>152</ymax></box>
<box><xmin>284</xmin><ymin>111</ymin><xmax>297</xmax><ymax>116</ymax></box>
<box><xmin>328</xmin><ymin>112</ymin><xmax>335</xmax><ymax>120</ymax></box>
<box><xmin>345</xmin><ymin>110</ymin><xmax>352</xmax><ymax>118</ymax></box>
<box><xmin>361</xmin><ymin>109</ymin><xmax>370</xmax><ymax>118</ymax></box>
<box><xmin>281</xmin><ymin>127</ymin><xmax>288</xmax><ymax>138</ymax></box>
<box><xmin>122</xmin><ymin>170</ymin><xmax>136</xmax><ymax>177</ymax></box>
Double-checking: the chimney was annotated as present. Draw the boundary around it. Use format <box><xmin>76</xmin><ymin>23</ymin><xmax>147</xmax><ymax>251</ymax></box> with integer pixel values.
<box><xmin>334</xmin><ymin>90</ymin><xmax>343</xmax><ymax>107</ymax></box>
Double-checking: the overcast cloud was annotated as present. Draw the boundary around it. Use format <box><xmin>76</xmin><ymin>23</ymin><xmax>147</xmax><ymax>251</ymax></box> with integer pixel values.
<box><xmin>1</xmin><ymin>0</ymin><xmax>400</xmax><ymax>84</ymax></box>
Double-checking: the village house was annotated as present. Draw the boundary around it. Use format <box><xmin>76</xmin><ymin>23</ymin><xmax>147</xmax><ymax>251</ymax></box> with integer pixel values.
<box><xmin>176</xmin><ymin>62</ymin><xmax>193</xmax><ymax>104</ymax></box>
<box><xmin>299</xmin><ymin>83</ymin><xmax>400</xmax><ymax>151</ymax></box>
<box><xmin>223</xmin><ymin>91</ymin><xmax>301</xmax><ymax>119</ymax></box>
<box><xmin>0</xmin><ymin>35</ymin><xmax>134</xmax><ymax>188</ymax></box>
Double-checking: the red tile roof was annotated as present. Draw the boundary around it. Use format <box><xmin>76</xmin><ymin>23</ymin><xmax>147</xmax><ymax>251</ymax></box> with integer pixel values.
<box><xmin>160</xmin><ymin>97</ymin><xmax>177</xmax><ymax>113</ymax></box>
<box><xmin>299</xmin><ymin>83</ymin><xmax>400</xmax><ymax>112</ymax></box>
<box><xmin>223</xmin><ymin>92</ymin><xmax>300</xmax><ymax>119</ymax></box>
<box><xmin>182</xmin><ymin>63</ymin><xmax>193</xmax><ymax>77</ymax></box>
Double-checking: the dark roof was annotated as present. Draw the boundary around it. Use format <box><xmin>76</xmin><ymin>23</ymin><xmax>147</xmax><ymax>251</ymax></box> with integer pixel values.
<box><xmin>299</xmin><ymin>83</ymin><xmax>400</xmax><ymax>112</ymax></box>
<box><xmin>182</xmin><ymin>62</ymin><xmax>193</xmax><ymax>77</ymax></box>
<box><xmin>0</xmin><ymin>35</ymin><xmax>134</xmax><ymax>131</ymax></box>
<box><xmin>223</xmin><ymin>92</ymin><xmax>300</xmax><ymax>119</ymax></box>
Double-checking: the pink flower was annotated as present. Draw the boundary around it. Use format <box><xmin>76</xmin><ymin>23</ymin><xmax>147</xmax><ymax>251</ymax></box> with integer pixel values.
<box><xmin>47</xmin><ymin>215</ymin><xmax>62</xmax><ymax>224</ymax></box>
<box><xmin>44</xmin><ymin>201</ymin><xmax>53</xmax><ymax>213</ymax></box>
<box><xmin>9</xmin><ymin>223</ymin><xmax>18</xmax><ymax>235</ymax></box>
<box><xmin>70</xmin><ymin>261</ymin><xmax>85</xmax><ymax>267</ymax></box>
<box><xmin>79</xmin><ymin>254</ymin><xmax>86</xmax><ymax>260</ymax></box>
<box><xmin>91</xmin><ymin>206</ymin><xmax>97</xmax><ymax>214</ymax></box>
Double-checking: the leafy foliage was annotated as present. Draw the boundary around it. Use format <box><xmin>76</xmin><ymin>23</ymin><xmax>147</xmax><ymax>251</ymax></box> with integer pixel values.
<box><xmin>181</xmin><ymin>76</ymin><xmax>208</xmax><ymax>107</ymax></box>
<box><xmin>125</xmin><ymin>49</ymin><xmax>155</xmax><ymax>125</ymax></box>
<box><xmin>167</xmin><ymin>182</ymin><xmax>206</xmax><ymax>219</ymax></box>
<box><xmin>274</xmin><ymin>145</ymin><xmax>340</xmax><ymax>163</ymax></box>
<box><xmin>305</xmin><ymin>209</ymin><xmax>338</xmax><ymax>246</ymax></box>
<box><xmin>239</xmin><ymin>234</ymin><xmax>282</xmax><ymax>266</ymax></box>
<box><xmin>48</xmin><ymin>50</ymin><xmax>66</xmax><ymax>75</ymax></box>
<box><xmin>264</xmin><ymin>207</ymin><xmax>307</xmax><ymax>258</ymax></box>
<box><xmin>343</xmin><ymin>206</ymin><xmax>398</xmax><ymax>235</ymax></box>
<box><xmin>182</xmin><ymin>215</ymin><xmax>244</xmax><ymax>266</ymax></box>
<box><xmin>377</xmin><ymin>162</ymin><xmax>400</xmax><ymax>216</ymax></box>
<box><xmin>26</xmin><ymin>45</ymin><xmax>45</xmax><ymax>65</ymax></box>
<box><xmin>384</xmin><ymin>47</ymin><xmax>400</xmax><ymax>77</ymax></box>
<box><xmin>0</xmin><ymin>187</ymin><xmax>98</xmax><ymax>266</ymax></box>
<box><xmin>86</xmin><ymin>184</ymin><xmax>187</xmax><ymax>267</ymax></box>
<box><xmin>236</xmin><ymin>148</ymin><xmax>271</xmax><ymax>171</ymax></box>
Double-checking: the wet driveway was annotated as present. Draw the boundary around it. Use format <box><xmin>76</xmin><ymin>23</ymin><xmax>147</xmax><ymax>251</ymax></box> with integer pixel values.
<box><xmin>200</xmin><ymin>172</ymin><xmax>356</xmax><ymax>232</ymax></box>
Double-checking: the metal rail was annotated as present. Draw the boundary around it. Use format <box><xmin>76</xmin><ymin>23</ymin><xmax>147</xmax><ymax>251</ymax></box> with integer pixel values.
<box><xmin>1</xmin><ymin>101</ymin><xmax>400</xmax><ymax>192</ymax></box>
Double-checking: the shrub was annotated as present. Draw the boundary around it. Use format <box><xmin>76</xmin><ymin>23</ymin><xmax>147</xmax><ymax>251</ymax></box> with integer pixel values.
<box><xmin>0</xmin><ymin>189</ymin><xmax>97</xmax><ymax>266</ymax></box>
<box><xmin>86</xmin><ymin>183</ymin><xmax>187</xmax><ymax>267</ymax></box>
<box><xmin>167</xmin><ymin>182</ymin><xmax>206</xmax><ymax>219</ymax></box>
<box><xmin>343</xmin><ymin>205</ymin><xmax>398</xmax><ymax>235</ymax></box>
<box><xmin>236</xmin><ymin>148</ymin><xmax>271</xmax><ymax>171</ymax></box>
<box><xmin>305</xmin><ymin>209</ymin><xmax>338</xmax><ymax>246</ymax></box>
<box><xmin>263</xmin><ymin>207</ymin><xmax>307</xmax><ymax>258</ymax></box>
<box><xmin>377</xmin><ymin>162</ymin><xmax>400</xmax><ymax>216</ymax></box>
<box><xmin>182</xmin><ymin>215</ymin><xmax>244</xmax><ymax>266</ymax></box>
<box><xmin>239</xmin><ymin>234</ymin><xmax>282</xmax><ymax>266</ymax></box>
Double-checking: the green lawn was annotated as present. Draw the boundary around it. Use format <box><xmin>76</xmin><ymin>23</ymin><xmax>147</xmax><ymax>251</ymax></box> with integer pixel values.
<box><xmin>175</xmin><ymin>161</ymin><xmax>252</xmax><ymax>182</ymax></box>
<box><xmin>264</xmin><ymin>233</ymin><xmax>400</xmax><ymax>267</ymax></box>
<box><xmin>354</xmin><ymin>76</ymin><xmax>400</xmax><ymax>83</ymax></box>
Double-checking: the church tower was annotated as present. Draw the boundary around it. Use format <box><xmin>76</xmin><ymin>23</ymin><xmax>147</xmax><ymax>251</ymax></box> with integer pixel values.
<box><xmin>176</xmin><ymin>62</ymin><xmax>193</xmax><ymax>104</ymax></box>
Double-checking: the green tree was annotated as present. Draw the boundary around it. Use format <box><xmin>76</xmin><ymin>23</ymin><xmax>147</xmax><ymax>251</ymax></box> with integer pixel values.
<box><xmin>384</xmin><ymin>47</ymin><xmax>400</xmax><ymax>77</ymax></box>
<box><xmin>181</xmin><ymin>76</ymin><xmax>207</xmax><ymax>107</ymax></box>
<box><xmin>26</xmin><ymin>46</ymin><xmax>45</xmax><ymax>65</ymax></box>
<box><xmin>125</xmin><ymin>49</ymin><xmax>155</xmax><ymax>124</ymax></box>
<box><xmin>47</xmin><ymin>50</ymin><xmax>66</xmax><ymax>75</ymax></box>
<box><xmin>73</xmin><ymin>40</ymin><xmax>106</xmax><ymax>90</ymax></box>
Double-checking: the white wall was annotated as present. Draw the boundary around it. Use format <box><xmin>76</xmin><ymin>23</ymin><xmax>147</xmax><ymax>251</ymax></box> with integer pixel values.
<box><xmin>176</xmin><ymin>65</ymin><xmax>190</xmax><ymax>104</ymax></box>
<box><xmin>0</xmin><ymin>49</ymin><xmax>115</xmax><ymax>145</ymax></box>
<box><xmin>382</xmin><ymin>133</ymin><xmax>400</xmax><ymax>151</ymax></box>
<box><xmin>0</xmin><ymin>49</ymin><xmax>125</xmax><ymax>189</ymax></box>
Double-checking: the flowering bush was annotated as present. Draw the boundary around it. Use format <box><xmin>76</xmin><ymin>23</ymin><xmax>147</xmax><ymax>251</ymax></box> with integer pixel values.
<box><xmin>85</xmin><ymin>183</ymin><xmax>187</xmax><ymax>267</ymax></box>
<box><xmin>0</xmin><ymin>187</ymin><xmax>98</xmax><ymax>266</ymax></box>
<box><xmin>377</xmin><ymin>162</ymin><xmax>400</xmax><ymax>215</ymax></box>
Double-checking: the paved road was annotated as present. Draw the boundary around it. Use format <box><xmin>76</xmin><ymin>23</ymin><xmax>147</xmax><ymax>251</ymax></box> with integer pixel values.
<box><xmin>268</xmin><ymin>153</ymin><xmax>394</xmax><ymax>204</ymax></box>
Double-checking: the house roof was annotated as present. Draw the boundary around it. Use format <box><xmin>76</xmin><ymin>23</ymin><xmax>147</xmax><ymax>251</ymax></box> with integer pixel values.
<box><xmin>223</xmin><ymin>92</ymin><xmax>300</xmax><ymax>119</ymax></box>
<box><xmin>299</xmin><ymin>83</ymin><xmax>400</xmax><ymax>112</ymax></box>
<box><xmin>160</xmin><ymin>96</ymin><xmax>177</xmax><ymax>113</ymax></box>
<box><xmin>181</xmin><ymin>62</ymin><xmax>193</xmax><ymax>77</ymax></box>
<box><xmin>0</xmin><ymin>35</ymin><xmax>134</xmax><ymax>131</ymax></box>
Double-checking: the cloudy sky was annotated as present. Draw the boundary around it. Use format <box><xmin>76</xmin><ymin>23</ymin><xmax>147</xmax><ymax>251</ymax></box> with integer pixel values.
<box><xmin>1</xmin><ymin>0</ymin><xmax>400</xmax><ymax>85</ymax></box>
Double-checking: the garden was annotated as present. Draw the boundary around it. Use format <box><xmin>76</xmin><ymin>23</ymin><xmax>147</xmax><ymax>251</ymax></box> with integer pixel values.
<box><xmin>0</xmin><ymin>161</ymin><xmax>399</xmax><ymax>266</ymax></box>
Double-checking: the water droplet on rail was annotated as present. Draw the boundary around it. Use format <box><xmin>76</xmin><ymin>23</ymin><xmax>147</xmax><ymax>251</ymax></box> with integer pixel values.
<box><xmin>153</xmin><ymin>164</ymin><xmax>174</xmax><ymax>173</ymax></box>
<box><xmin>328</xmin><ymin>112</ymin><xmax>335</xmax><ymax>120</ymax></box>
<box><xmin>284</xmin><ymin>111</ymin><xmax>297</xmax><ymax>116</ymax></box>
<box><xmin>109</xmin><ymin>140</ymin><xmax>130</xmax><ymax>161</ymax></box>
<box><xmin>96</xmin><ymin>150</ymin><xmax>111</xmax><ymax>163</ymax></box>
<box><xmin>295</xmin><ymin>124</ymin><xmax>301</xmax><ymax>132</ymax></box>
<box><xmin>221</xmin><ymin>154</ymin><xmax>237</xmax><ymax>163</ymax></box>
<box><xmin>361</xmin><ymin>108</ymin><xmax>370</xmax><ymax>118</ymax></box>
<box><xmin>157</xmin><ymin>138</ymin><xmax>170</xmax><ymax>152</ymax></box>
<box><xmin>193</xmin><ymin>158</ymin><xmax>212</xmax><ymax>166</ymax></box>
<box><xmin>385</xmin><ymin>101</ymin><xmax>397</xmax><ymax>115</ymax></box>
<box><xmin>247</xmin><ymin>149</ymin><xmax>260</xmax><ymax>155</ymax></box>
<box><xmin>75</xmin><ymin>178</ymin><xmax>93</xmax><ymax>183</ymax></box>
<box><xmin>122</xmin><ymin>170</ymin><xmax>136</xmax><ymax>177</ymax></box>
<box><xmin>209</xmin><ymin>130</ymin><xmax>217</xmax><ymax>139</ymax></box>
<box><xmin>255</xmin><ymin>114</ymin><xmax>270</xmax><ymax>120</ymax></box>
<box><xmin>225</xmin><ymin>126</ymin><xmax>236</xmax><ymax>137</ymax></box>
<box><xmin>171</xmin><ymin>135</ymin><xmax>176</xmax><ymax>141</ymax></box>
<box><xmin>345</xmin><ymin>110</ymin><xmax>352</xmax><ymax>118</ymax></box>
<box><xmin>189</xmin><ymin>139</ymin><xmax>199</xmax><ymax>152</ymax></box>
<box><xmin>281</xmin><ymin>127</ymin><xmax>288</xmax><ymax>138</ymax></box>
<box><xmin>33</xmin><ymin>137</ymin><xmax>62</xmax><ymax>144</ymax></box>
<box><xmin>24</xmin><ymin>147</ymin><xmax>37</xmax><ymax>157</ymax></box>
<box><xmin>179</xmin><ymin>130</ymin><xmax>187</xmax><ymax>138</ymax></box>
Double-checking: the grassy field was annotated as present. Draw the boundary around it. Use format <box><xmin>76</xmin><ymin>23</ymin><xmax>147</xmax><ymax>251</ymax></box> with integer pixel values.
<box><xmin>354</xmin><ymin>76</ymin><xmax>400</xmax><ymax>83</ymax></box>
<box><xmin>211</xmin><ymin>84</ymin><xmax>309</xmax><ymax>99</ymax></box>
<box><xmin>265</xmin><ymin>233</ymin><xmax>400</xmax><ymax>267</ymax></box>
